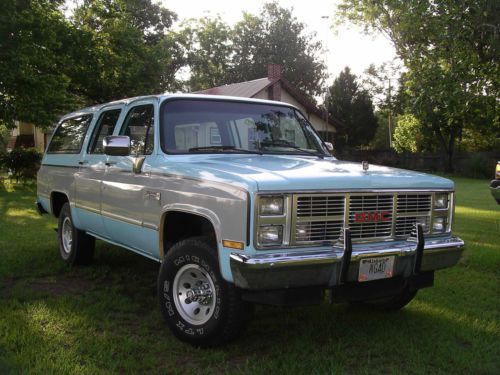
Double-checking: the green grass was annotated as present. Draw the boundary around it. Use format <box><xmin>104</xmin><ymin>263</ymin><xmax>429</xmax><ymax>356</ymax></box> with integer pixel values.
<box><xmin>0</xmin><ymin>177</ymin><xmax>499</xmax><ymax>374</ymax></box>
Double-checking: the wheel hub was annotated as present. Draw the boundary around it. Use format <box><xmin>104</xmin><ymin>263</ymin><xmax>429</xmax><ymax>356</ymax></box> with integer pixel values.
<box><xmin>61</xmin><ymin>217</ymin><xmax>73</xmax><ymax>254</ymax></box>
<box><xmin>173</xmin><ymin>264</ymin><xmax>217</xmax><ymax>325</ymax></box>
<box><xmin>185</xmin><ymin>282</ymin><xmax>213</xmax><ymax>305</ymax></box>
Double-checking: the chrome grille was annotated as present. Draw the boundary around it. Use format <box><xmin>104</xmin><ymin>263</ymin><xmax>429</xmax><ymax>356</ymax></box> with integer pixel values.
<box><xmin>292</xmin><ymin>192</ymin><xmax>434</xmax><ymax>244</ymax></box>
<box><xmin>348</xmin><ymin>195</ymin><xmax>393</xmax><ymax>239</ymax></box>
<box><xmin>395</xmin><ymin>216</ymin><xmax>430</xmax><ymax>236</ymax></box>
<box><xmin>295</xmin><ymin>220</ymin><xmax>343</xmax><ymax>242</ymax></box>
<box><xmin>297</xmin><ymin>196</ymin><xmax>344</xmax><ymax>217</ymax></box>
<box><xmin>397</xmin><ymin>194</ymin><xmax>432</xmax><ymax>213</ymax></box>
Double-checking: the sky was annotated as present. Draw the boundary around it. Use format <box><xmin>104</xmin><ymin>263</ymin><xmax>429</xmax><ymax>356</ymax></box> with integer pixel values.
<box><xmin>162</xmin><ymin>0</ymin><xmax>398</xmax><ymax>86</ymax></box>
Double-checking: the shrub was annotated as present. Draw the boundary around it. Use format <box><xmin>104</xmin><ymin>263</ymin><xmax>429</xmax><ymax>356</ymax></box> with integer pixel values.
<box><xmin>392</xmin><ymin>114</ymin><xmax>424</xmax><ymax>153</ymax></box>
<box><xmin>0</xmin><ymin>148</ymin><xmax>42</xmax><ymax>181</ymax></box>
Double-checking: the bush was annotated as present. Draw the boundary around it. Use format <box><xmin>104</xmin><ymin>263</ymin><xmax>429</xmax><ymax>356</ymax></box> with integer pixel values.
<box><xmin>0</xmin><ymin>148</ymin><xmax>42</xmax><ymax>181</ymax></box>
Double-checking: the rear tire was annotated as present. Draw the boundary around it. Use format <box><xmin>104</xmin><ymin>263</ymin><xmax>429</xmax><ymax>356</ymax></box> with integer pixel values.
<box><xmin>58</xmin><ymin>203</ymin><xmax>95</xmax><ymax>265</ymax></box>
<box><xmin>350</xmin><ymin>288</ymin><xmax>418</xmax><ymax>311</ymax></box>
<box><xmin>158</xmin><ymin>237</ymin><xmax>249</xmax><ymax>347</ymax></box>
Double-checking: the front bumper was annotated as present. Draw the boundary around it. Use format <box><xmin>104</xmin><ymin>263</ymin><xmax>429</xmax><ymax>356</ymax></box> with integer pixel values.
<box><xmin>490</xmin><ymin>179</ymin><xmax>500</xmax><ymax>203</ymax></box>
<box><xmin>230</xmin><ymin>226</ymin><xmax>464</xmax><ymax>290</ymax></box>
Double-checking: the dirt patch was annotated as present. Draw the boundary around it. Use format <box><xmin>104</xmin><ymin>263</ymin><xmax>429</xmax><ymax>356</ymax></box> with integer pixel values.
<box><xmin>28</xmin><ymin>275</ymin><xmax>93</xmax><ymax>296</ymax></box>
<box><xmin>0</xmin><ymin>278</ymin><xmax>17</xmax><ymax>298</ymax></box>
<box><xmin>1</xmin><ymin>274</ymin><xmax>94</xmax><ymax>298</ymax></box>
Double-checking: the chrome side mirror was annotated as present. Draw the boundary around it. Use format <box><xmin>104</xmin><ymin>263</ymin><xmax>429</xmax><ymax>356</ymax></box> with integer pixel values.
<box><xmin>324</xmin><ymin>142</ymin><xmax>334</xmax><ymax>152</ymax></box>
<box><xmin>103</xmin><ymin>136</ymin><xmax>130</xmax><ymax>156</ymax></box>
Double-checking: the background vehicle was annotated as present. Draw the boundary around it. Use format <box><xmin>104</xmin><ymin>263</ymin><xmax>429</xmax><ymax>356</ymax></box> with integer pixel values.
<box><xmin>490</xmin><ymin>161</ymin><xmax>500</xmax><ymax>204</ymax></box>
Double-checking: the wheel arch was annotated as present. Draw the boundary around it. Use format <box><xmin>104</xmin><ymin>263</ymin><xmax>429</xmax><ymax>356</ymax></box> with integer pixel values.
<box><xmin>159</xmin><ymin>205</ymin><xmax>222</xmax><ymax>260</ymax></box>
<box><xmin>50</xmin><ymin>190</ymin><xmax>70</xmax><ymax>218</ymax></box>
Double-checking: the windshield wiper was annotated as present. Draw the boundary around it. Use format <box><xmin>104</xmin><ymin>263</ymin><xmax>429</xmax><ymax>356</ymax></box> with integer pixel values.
<box><xmin>261</xmin><ymin>139</ymin><xmax>325</xmax><ymax>159</ymax></box>
<box><xmin>188</xmin><ymin>145</ymin><xmax>262</xmax><ymax>155</ymax></box>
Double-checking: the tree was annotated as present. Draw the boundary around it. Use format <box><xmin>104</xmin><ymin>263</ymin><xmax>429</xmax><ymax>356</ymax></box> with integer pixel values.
<box><xmin>71</xmin><ymin>0</ymin><xmax>183</xmax><ymax>103</ymax></box>
<box><xmin>327</xmin><ymin>67</ymin><xmax>378</xmax><ymax>152</ymax></box>
<box><xmin>180</xmin><ymin>17</ymin><xmax>233</xmax><ymax>91</ymax></box>
<box><xmin>0</xmin><ymin>0</ymin><xmax>81</xmax><ymax>129</ymax></box>
<box><xmin>182</xmin><ymin>2</ymin><xmax>327</xmax><ymax>98</ymax></box>
<box><xmin>336</xmin><ymin>0</ymin><xmax>500</xmax><ymax>171</ymax></box>
<box><xmin>392</xmin><ymin>114</ymin><xmax>424</xmax><ymax>153</ymax></box>
<box><xmin>231</xmin><ymin>2</ymin><xmax>327</xmax><ymax>98</ymax></box>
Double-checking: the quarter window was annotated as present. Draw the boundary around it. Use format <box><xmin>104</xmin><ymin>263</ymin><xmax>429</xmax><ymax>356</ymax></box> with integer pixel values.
<box><xmin>48</xmin><ymin>115</ymin><xmax>93</xmax><ymax>154</ymax></box>
<box><xmin>88</xmin><ymin>109</ymin><xmax>122</xmax><ymax>154</ymax></box>
<box><xmin>120</xmin><ymin>105</ymin><xmax>154</xmax><ymax>155</ymax></box>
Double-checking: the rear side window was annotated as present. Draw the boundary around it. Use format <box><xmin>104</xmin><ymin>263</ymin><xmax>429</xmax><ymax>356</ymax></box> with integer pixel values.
<box><xmin>48</xmin><ymin>115</ymin><xmax>93</xmax><ymax>154</ymax></box>
<box><xmin>88</xmin><ymin>109</ymin><xmax>122</xmax><ymax>154</ymax></box>
<box><xmin>120</xmin><ymin>104</ymin><xmax>154</xmax><ymax>155</ymax></box>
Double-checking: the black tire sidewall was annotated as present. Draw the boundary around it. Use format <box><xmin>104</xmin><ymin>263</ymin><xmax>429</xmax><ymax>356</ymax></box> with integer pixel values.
<box><xmin>158</xmin><ymin>239</ymin><xmax>232</xmax><ymax>345</ymax></box>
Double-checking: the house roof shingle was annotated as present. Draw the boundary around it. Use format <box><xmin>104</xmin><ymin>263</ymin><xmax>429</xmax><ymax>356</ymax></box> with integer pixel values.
<box><xmin>194</xmin><ymin>78</ymin><xmax>271</xmax><ymax>97</ymax></box>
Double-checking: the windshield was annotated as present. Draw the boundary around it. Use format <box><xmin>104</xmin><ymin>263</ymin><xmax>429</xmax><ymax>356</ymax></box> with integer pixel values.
<box><xmin>160</xmin><ymin>99</ymin><xmax>328</xmax><ymax>156</ymax></box>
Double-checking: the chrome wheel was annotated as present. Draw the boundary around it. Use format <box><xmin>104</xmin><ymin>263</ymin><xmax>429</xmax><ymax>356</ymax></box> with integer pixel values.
<box><xmin>61</xmin><ymin>217</ymin><xmax>73</xmax><ymax>254</ymax></box>
<box><xmin>173</xmin><ymin>264</ymin><xmax>216</xmax><ymax>325</ymax></box>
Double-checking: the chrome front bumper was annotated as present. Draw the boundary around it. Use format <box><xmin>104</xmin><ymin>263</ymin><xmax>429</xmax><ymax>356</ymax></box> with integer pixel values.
<box><xmin>230</xmin><ymin>226</ymin><xmax>464</xmax><ymax>290</ymax></box>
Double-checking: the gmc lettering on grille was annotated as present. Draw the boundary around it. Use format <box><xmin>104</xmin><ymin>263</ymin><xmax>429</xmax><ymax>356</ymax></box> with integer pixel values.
<box><xmin>354</xmin><ymin>211</ymin><xmax>392</xmax><ymax>223</ymax></box>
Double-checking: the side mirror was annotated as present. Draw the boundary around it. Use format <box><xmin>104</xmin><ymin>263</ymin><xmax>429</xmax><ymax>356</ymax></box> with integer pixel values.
<box><xmin>103</xmin><ymin>136</ymin><xmax>130</xmax><ymax>156</ymax></box>
<box><xmin>324</xmin><ymin>142</ymin><xmax>334</xmax><ymax>152</ymax></box>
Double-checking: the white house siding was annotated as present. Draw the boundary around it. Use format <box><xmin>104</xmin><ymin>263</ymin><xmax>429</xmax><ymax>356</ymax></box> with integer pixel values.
<box><xmin>254</xmin><ymin>88</ymin><xmax>332</xmax><ymax>134</ymax></box>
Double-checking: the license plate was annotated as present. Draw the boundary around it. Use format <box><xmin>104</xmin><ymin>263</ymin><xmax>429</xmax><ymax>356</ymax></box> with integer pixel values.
<box><xmin>358</xmin><ymin>256</ymin><xmax>395</xmax><ymax>282</ymax></box>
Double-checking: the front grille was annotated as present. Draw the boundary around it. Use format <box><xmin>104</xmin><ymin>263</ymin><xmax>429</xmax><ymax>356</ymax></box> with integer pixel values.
<box><xmin>292</xmin><ymin>193</ymin><xmax>433</xmax><ymax>244</ymax></box>
<box><xmin>297</xmin><ymin>196</ymin><xmax>345</xmax><ymax>217</ymax></box>
<box><xmin>295</xmin><ymin>220</ymin><xmax>343</xmax><ymax>242</ymax></box>
<box><xmin>397</xmin><ymin>194</ymin><xmax>432</xmax><ymax>213</ymax></box>
<box><xmin>348</xmin><ymin>195</ymin><xmax>393</xmax><ymax>239</ymax></box>
<box><xmin>395</xmin><ymin>216</ymin><xmax>430</xmax><ymax>236</ymax></box>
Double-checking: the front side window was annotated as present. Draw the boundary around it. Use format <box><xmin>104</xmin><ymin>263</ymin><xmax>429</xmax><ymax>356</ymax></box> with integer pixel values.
<box><xmin>160</xmin><ymin>100</ymin><xmax>327</xmax><ymax>156</ymax></box>
<box><xmin>48</xmin><ymin>115</ymin><xmax>93</xmax><ymax>154</ymax></box>
<box><xmin>88</xmin><ymin>109</ymin><xmax>122</xmax><ymax>154</ymax></box>
<box><xmin>120</xmin><ymin>104</ymin><xmax>154</xmax><ymax>155</ymax></box>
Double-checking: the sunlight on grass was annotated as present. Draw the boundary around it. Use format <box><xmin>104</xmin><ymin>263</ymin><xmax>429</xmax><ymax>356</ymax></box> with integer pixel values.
<box><xmin>5</xmin><ymin>208</ymin><xmax>41</xmax><ymax>220</ymax></box>
<box><xmin>412</xmin><ymin>300</ymin><xmax>500</xmax><ymax>336</ymax></box>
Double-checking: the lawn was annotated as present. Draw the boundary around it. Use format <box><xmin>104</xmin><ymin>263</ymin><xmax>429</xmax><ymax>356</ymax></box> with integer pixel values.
<box><xmin>0</xmin><ymin>177</ymin><xmax>498</xmax><ymax>374</ymax></box>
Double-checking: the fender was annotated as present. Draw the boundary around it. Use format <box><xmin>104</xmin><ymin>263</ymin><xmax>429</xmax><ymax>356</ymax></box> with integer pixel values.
<box><xmin>159</xmin><ymin>204</ymin><xmax>222</xmax><ymax>260</ymax></box>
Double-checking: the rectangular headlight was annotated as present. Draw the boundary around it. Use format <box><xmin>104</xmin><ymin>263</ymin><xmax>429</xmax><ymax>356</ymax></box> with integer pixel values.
<box><xmin>434</xmin><ymin>193</ymin><xmax>449</xmax><ymax>209</ymax></box>
<box><xmin>259</xmin><ymin>196</ymin><xmax>284</xmax><ymax>216</ymax></box>
<box><xmin>432</xmin><ymin>216</ymin><xmax>447</xmax><ymax>233</ymax></box>
<box><xmin>258</xmin><ymin>225</ymin><xmax>283</xmax><ymax>245</ymax></box>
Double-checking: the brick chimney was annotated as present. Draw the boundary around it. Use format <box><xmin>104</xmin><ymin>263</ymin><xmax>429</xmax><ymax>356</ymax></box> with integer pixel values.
<box><xmin>267</xmin><ymin>63</ymin><xmax>282</xmax><ymax>101</ymax></box>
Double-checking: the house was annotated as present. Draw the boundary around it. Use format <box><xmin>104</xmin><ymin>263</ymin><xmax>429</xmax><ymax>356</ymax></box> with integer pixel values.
<box><xmin>194</xmin><ymin>64</ymin><xmax>336</xmax><ymax>142</ymax></box>
<box><xmin>6</xmin><ymin>121</ymin><xmax>49</xmax><ymax>152</ymax></box>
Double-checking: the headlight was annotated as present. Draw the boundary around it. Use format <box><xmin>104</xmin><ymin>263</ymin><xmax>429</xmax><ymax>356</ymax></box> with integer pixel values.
<box><xmin>258</xmin><ymin>225</ymin><xmax>283</xmax><ymax>245</ymax></box>
<box><xmin>432</xmin><ymin>217</ymin><xmax>447</xmax><ymax>233</ymax></box>
<box><xmin>434</xmin><ymin>193</ymin><xmax>449</xmax><ymax>209</ymax></box>
<box><xmin>259</xmin><ymin>196</ymin><xmax>284</xmax><ymax>216</ymax></box>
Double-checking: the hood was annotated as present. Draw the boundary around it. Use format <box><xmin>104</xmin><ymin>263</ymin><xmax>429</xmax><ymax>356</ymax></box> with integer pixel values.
<box><xmin>161</xmin><ymin>154</ymin><xmax>454</xmax><ymax>192</ymax></box>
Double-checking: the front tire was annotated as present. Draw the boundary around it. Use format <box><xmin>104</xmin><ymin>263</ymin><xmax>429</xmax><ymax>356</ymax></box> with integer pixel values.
<box><xmin>58</xmin><ymin>203</ymin><xmax>95</xmax><ymax>265</ymax></box>
<box><xmin>158</xmin><ymin>237</ymin><xmax>248</xmax><ymax>347</ymax></box>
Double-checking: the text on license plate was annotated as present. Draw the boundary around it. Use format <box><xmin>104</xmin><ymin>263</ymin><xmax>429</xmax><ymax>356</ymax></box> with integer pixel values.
<box><xmin>358</xmin><ymin>256</ymin><xmax>395</xmax><ymax>282</ymax></box>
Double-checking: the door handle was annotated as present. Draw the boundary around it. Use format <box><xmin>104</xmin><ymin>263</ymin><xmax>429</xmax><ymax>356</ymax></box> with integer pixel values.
<box><xmin>78</xmin><ymin>160</ymin><xmax>88</xmax><ymax>165</ymax></box>
<box><xmin>105</xmin><ymin>161</ymin><xmax>117</xmax><ymax>166</ymax></box>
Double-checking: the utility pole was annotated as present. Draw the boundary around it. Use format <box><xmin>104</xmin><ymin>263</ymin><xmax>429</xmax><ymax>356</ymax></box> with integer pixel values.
<box><xmin>321</xmin><ymin>15</ymin><xmax>330</xmax><ymax>141</ymax></box>
<box><xmin>387</xmin><ymin>78</ymin><xmax>392</xmax><ymax>148</ymax></box>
